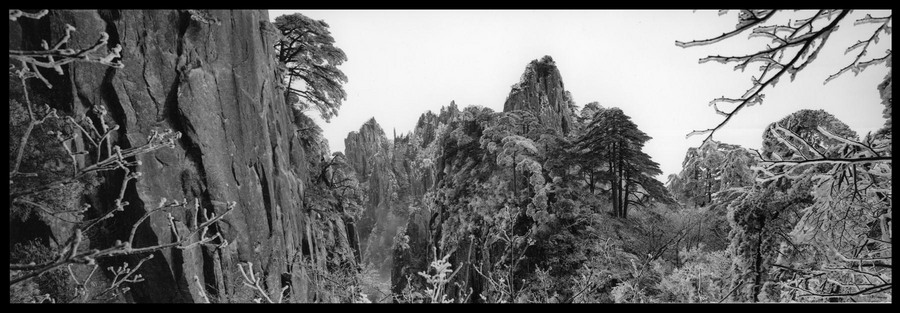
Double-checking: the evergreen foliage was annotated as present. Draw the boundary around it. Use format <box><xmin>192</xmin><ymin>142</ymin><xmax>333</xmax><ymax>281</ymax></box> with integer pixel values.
<box><xmin>275</xmin><ymin>13</ymin><xmax>348</xmax><ymax>122</ymax></box>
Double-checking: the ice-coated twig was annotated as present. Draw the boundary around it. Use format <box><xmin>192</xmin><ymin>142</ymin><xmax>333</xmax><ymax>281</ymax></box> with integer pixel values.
<box><xmin>239</xmin><ymin>262</ymin><xmax>279</xmax><ymax>303</ymax></box>
<box><xmin>682</xmin><ymin>10</ymin><xmax>853</xmax><ymax>143</ymax></box>
<box><xmin>9</xmin><ymin>9</ymin><xmax>48</xmax><ymax>21</ymax></box>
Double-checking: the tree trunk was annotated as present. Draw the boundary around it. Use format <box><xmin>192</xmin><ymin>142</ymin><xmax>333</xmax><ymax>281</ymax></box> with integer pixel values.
<box><xmin>696</xmin><ymin>218</ymin><xmax>702</xmax><ymax>249</ymax></box>
<box><xmin>610</xmin><ymin>144</ymin><xmax>618</xmax><ymax>217</ymax></box>
<box><xmin>675</xmin><ymin>241</ymin><xmax>681</xmax><ymax>267</ymax></box>
<box><xmin>622</xmin><ymin>173</ymin><xmax>630</xmax><ymax>219</ymax></box>
<box><xmin>751</xmin><ymin>214</ymin><xmax>768</xmax><ymax>303</ymax></box>
<box><xmin>512</xmin><ymin>152</ymin><xmax>518</xmax><ymax>199</ymax></box>
<box><xmin>589</xmin><ymin>170</ymin><xmax>595</xmax><ymax>194</ymax></box>
<box><xmin>616</xmin><ymin>144</ymin><xmax>624</xmax><ymax>218</ymax></box>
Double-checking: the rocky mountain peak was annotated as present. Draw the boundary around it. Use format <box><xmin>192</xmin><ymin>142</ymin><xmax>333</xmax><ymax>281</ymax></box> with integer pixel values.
<box><xmin>504</xmin><ymin>55</ymin><xmax>575</xmax><ymax>135</ymax></box>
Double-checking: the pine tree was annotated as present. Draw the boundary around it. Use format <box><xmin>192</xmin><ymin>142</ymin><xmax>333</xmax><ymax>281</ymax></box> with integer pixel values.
<box><xmin>274</xmin><ymin>13</ymin><xmax>348</xmax><ymax>122</ymax></box>
<box><xmin>573</xmin><ymin>107</ymin><xmax>671</xmax><ymax>219</ymax></box>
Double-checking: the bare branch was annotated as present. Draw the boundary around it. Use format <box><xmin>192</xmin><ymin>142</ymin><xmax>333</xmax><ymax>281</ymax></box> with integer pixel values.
<box><xmin>89</xmin><ymin>254</ymin><xmax>153</xmax><ymax>302</ymax></box>
<box><xmin>825</xmin><ymin>14</ymin><xmax>892</xmax><ymax>84</ymax></box>
<box><xmin>676</xmin><ymin>10</ymin><xmax>777</xmax><ymax>48</ymax></box>
<box><xmin>238</xmin><ymin>262</ymin><xmax>280</xmax><ymax>303</ymax></box>
<box><xmin>686</xmin><ymin>10</ymin><xmax>851</xmax><ymax>143</ymax></box>
<box><xmin>9</xmin><ymin>9</ymin><xmax>49</xmax><ymax>21</ymax></box>
<box><xmin>9</xmin><ymin>26</ymin><xmax>124</xmax><ymax>85</ymax></box>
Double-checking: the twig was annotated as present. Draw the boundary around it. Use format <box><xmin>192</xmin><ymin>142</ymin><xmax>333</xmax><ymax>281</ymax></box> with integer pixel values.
<box><xmin>718</xmin><ymin>280</ymin><xmax>743</xmax><ymax>303</ymax></box>
<box><xmin>9</xmin><ymin>9</ymin><xmax>49</xmax><ymax>21</ymax></box>
<box><xmin>675</xmin><ymin>10</ymin><xmax>777</xmax><ymax>48</ymax></box>
<box><xmin>683</xmin><ymin>10</ymin><xmax>851</xmax><ymax>143</ymax></box>
<box><xmin>238</xmin><ymin>262</ymin><xmax>279</xmax><ymax>303</ymax></box>
<box><xmin>90</xmin><ymin>254</ymin><xmax>153</xmax><ymax>302</ymax></box>
<box><xmin>194</xmin><ymin>275</ymin><xmax>211</xmax><ymax>303</ymax></box>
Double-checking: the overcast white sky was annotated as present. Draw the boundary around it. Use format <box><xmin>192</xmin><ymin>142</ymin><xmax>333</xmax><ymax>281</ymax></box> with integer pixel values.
<box><xmin>269</xmin><ymin>10</ymin><xmax>891</xmax><ymax>180</ymax></box>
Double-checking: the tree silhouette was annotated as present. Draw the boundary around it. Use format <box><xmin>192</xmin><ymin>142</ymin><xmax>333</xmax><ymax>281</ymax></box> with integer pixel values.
<box><xmin>274</xmin><ymin>13</ymin><xmax>348</xmax><ymax>122</ymax></box>
<box><xmin>573</xmin><ymin>107</ymin><xmax>672</xmax><ymax>219</ymax></box>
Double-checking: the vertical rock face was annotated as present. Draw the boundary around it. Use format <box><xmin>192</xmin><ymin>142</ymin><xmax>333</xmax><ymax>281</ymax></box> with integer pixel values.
<box><xmin>341</xmin><ymin>102</ymin><xmax>460</xmax><ymax>294</ymax></box>
<box><xmin>503</xmin><ymin>55</ymin><xmax>575</xmax><ymax>135</ymax></box>
<box><xmin>10</xmin><ymin>9</ymin><xmax>351</xmax><ymax>303</ymax></box>
<box><xmin>343</xmin><ymin>114</ymin><xmax>449</xmax><ymax>278</ymax></box>
<box><xmin>344</xmin><ymin>118</ymin><xmax>396</xmax><ymax>262</ymax></box>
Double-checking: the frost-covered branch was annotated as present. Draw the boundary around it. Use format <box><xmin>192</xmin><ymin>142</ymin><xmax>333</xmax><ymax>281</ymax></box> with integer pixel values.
<box><xmin>88</xmin><ymin>255</ymin><xmax>152</xmax><ymax>302</ymax></box>
<box><xmin>238</xmin><ymin>262</ymin><xmax>288</xmax><ymax>303</ymax></box>
<box><xmin>9</xmin><ymin>69</ymin><xmax>59</xmax><ymax>180</ymax></box>
<box><xmin>826</xmin><ymin>14</ymin><xmax>892</xmax><ymax>84</ymax></box>
<box><xmin>675</xmin><ymin>10</ymin><xmax>776</xmax><ymax>48</ymax></box>
<box><xmin>9</xmin><ymin>9</ymin><xmax>48</xmax><ymax>21</ymax></box>
<box><xmin>10</xmin><ymin>201</ymin><xmax>233</xmax><ymax>286</ymax></box>
<box><xmin>682</xmin><ymin>10</ymin><xmax>853</xmax><ymax>143</ymax></box>
<box><xmin>755</xmin><ymin>124</ymin><xmax>891</xmax><ymax>170</ymax></box>
<box><xmin>10</xmin><ymin>21</ymin><xmax>228</xmax><ymax>288</ymax></box>
<box><xmin>418</xmin><ymin>252</ymin><xmax>457</xmax><ymax>303</ymax></box>
<box><xmin>9</xmin><ymin>24</ymin><xmax>124</xmax><ymax>88</ymax></box>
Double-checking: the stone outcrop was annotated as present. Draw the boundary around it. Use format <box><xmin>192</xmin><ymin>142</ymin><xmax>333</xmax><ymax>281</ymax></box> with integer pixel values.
<box><xmin>413</xmin><ymin>101</ymin><xmax>460</xmax><ymax>149</ymax></box>
<box><xmin>10</xmin><ymin>9</ymin><xmax>354</xmax><ymax>303</ymax></box>
<box><xmin>344</xmin><ymin>118</ymin><xmax>396</xmax><ymax>262</ymax></box>
<box><xmin>388</xmin><ymin>58</ymin><xmax>577</xmax><ymax>299</ymax></box>
<box><xmin>503</xmin><ymin>55</ymin><xmax>575</xmax><ymax>135</ymax></box>
<box><xmin>343</xmin><ymin>112</ymin><xmax>454</xmax><ymax>279</ymax></box>
<box><xmin>340</xmin><ymin>101</ymin><xmax>462</xmax><ymax>296</ymax></box>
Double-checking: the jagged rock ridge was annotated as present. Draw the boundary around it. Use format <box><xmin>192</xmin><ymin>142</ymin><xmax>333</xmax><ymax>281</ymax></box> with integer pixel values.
<box><xmin>387</xmin><ymin>56</ymin><xmax>577</xmax><ymax>297</ymax></box>
<box><xmin>342</xmin><ymin>104</ymin><xmax>460</xmax><ymax>280</ymax></box>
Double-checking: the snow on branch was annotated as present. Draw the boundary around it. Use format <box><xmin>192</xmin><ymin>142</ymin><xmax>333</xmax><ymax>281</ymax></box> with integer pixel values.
<box><xmin>825</xmin><ymin>14</ymin><xmax>892</xmax><ymax>84</ymax></box>
<box><xmin>675</xmin><ymin>10</ymin><xmax>776</xmax><ymax>48</ymax></box>
<box><xmin>9</xmin><ymin>200</ymin><xmax>234</xmax><ymax>286</ymax></box>
<box><xmin>756</xmin><ymin>125</ymin><xmax>891</xmax><ymax>170</ymax></box>
<box><xmin>682</xmin><ymin>10</ymin><xmax>853</xmax><ymax>143</ymax></box>
<box><xmin>9</xmin><ymin>21</ymin><xmax>124</xmax><ymax>89</ymax></box>
<box><xmin>239</xmin><ymin>262</ymin><xmax>288</xmax><ymax>303</ymax></box>
<box><xmin>9</xmin><ymin>9</ymin><xmax>48</xmax><ymax>21</ymax></box>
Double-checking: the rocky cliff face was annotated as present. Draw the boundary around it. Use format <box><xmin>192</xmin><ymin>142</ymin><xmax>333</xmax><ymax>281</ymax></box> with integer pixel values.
<box><xmin>503</xmin><ymin>55</ymin><xmax>575</xmax><ymax>135</ymax></box>
<box><xmin>344</xmin><ymin>118</ymin><xmax>396</xmax><ymax>263</ymax></box>
<box><xmin>339</xmin><ymin>101</ymin><xmax>462</xmax><ymax>295</ymax></box>
<box><xmin>10</xmin><ymin>9</ymin><xmax>353</xmax><ymax>303</ymax></box>
<box><xmin>343</xmin><ymin>112</ymin><xmax>452</xmax><ymax>278</ymax></box>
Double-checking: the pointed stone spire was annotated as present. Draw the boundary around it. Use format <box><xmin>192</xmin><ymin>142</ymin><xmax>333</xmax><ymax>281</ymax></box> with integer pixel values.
<box><xmin>503</xmin><ymin>55</ymin><xmax>575</xmax><ymax>135</ymax></box>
